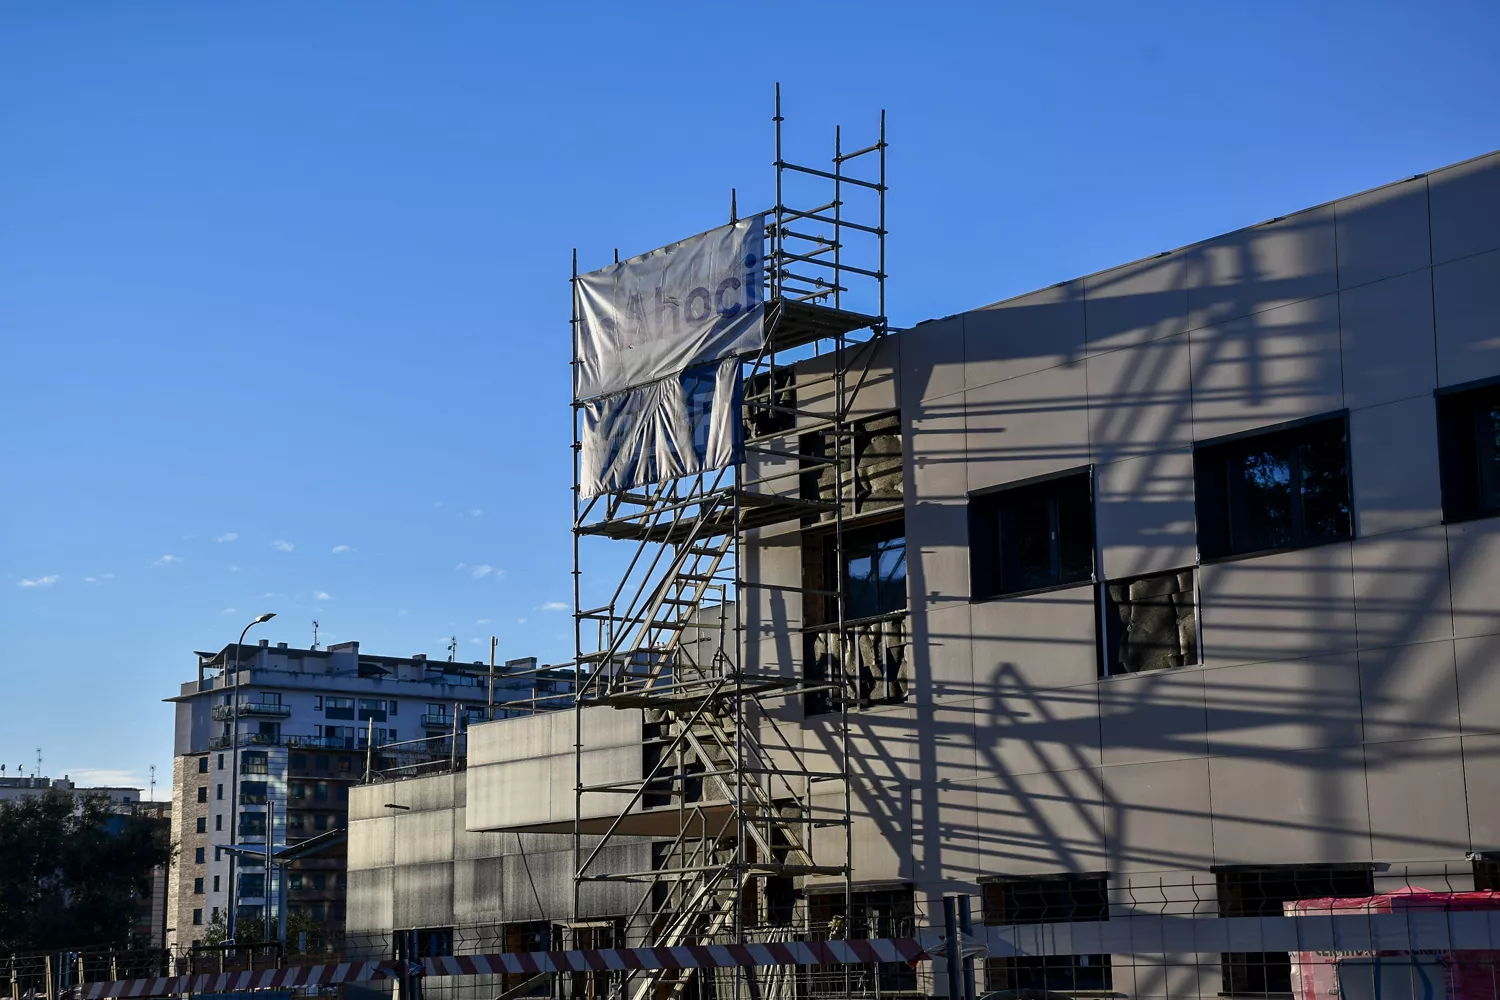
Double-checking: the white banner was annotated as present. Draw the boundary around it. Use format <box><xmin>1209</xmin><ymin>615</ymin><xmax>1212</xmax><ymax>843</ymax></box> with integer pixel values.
<box><xmin>580</xmin><ymin>358</ymin><xmax>741</xmax><ymax>497</ymax></box>
<box><xmin>574</xmin><ymin>216</ymin><xmax>765</xmax><ymax>401</ymax></box>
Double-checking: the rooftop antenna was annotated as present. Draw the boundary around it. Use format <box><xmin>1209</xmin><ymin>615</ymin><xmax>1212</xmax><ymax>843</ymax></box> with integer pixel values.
<box><xmin>35</xmin><ymin>748</ymin><xmax>42</xmax><ymax>779</ymax></box>
<box><xmin>311</xmin><ymin>620</ymin><xmax>320</xmax><ymax>651</ymax></box>
<box><xmin>149</xmin><ymin>765</ymin><xmax>156</xmax><ymax>802</ymax></box>
<box><xmin>447</xmin><ymin>636</ymin><xmax>457</xmax><ymax>662</ymax></box>
<box><xmin>730</xmin><ymin>187</ymin><xmax>738</xmax><ymax>224</ymax></box>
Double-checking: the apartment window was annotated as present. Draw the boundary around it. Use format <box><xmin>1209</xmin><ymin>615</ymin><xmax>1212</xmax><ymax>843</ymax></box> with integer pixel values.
<box><xmin>215</xmin><ymin>815</ymin><xmax>222</xmax><ymax>831</ymax></box>
<box><xmin>315</xmin><ymin>781</ymin><xmax>329</xmax><ymax>801</ymax></box>
<box><xmin>970</xmin><ymin>468</ymin><xmax>1095</xmax><ymax>599</ymax></box>
<box><xmin>325</xmin><ymin>696</ymin><xmax>355</xmax><ymax>720</ymax></box>
<box><xmin>1217</xmin><ymin>865</ymin><xmax>1373</xmax><ymax>996</ymax></box>
<box><xmin>197</xmin><ymin>786</ymin><xmax>207</xmax><ymax>803</ymax></box>
<box><xmin>217</xmin><ymin>754</ymin><xmax>224</xmax><ymax>770</ymax></box>
<box><xmin>240</xmin><ymin>780</ymin><xmax>268</xmax><ymax>805</ymax></box>
<box><xmin>1194</xmin><ymin>414</ymin><xmax>1352</xmax><ymax>561</ymax></box>
<box><xmin>198</xmin><ymin>757</ymin><xmax>209</xmax><ymax>774</ymax></box>
<box><xmin>312</xmin><ymin>873</ymin><xmax>327</xmax><ymax>891</ymax></box>
<box><xmin>193</xmin><ymin>877</ymin><xmax>204</xmax><ymax>895</ymax></box>
<box><xmin>357</xmin><ymin>698</ymin><xmax>388</xmax><ymax>722</ymax></box>
<box><xmin>289</xmin><ymin>814</ymin><xmax>305</xmax><ymax>832</ymax></box>
<box><xmin>215</xmin><ymin>784</ymin><xmax>223</xmax><ymax>801</ymax></box>
<box><xmin>315</xmin><ymin>754</ymin><xmax>330</xmax><ymax>771</ymax></box>
<box><xmin>192</xmin><ymin>909</ymin><xmax>203</xmax><ymax>926</ymax></box>
<box><xmin>1437</xmin><ymin>379</ymin><xmax>1500</xmax><ymax>522</ymax></box>
<box><xmin>213</xmin><ymin>875</ymin><xmax>220</xmax><ymax>892</ymax></box>
<box><xmin>1102</xmin><ymin>568</ymin><xmax>1199</xmax><ymax>676</ymax></box>
<box><xmin>983</xmin><ymin>873</ymin><xmax>1112</xmax><ymax>993</ymax></box>
<box><xmin>196</xmin><ymin>817</ymin><xmax>207</xmax><ymax>834</ymax></box>
<box><xmin>290</xmin><ymin>753</ymin><xmax>306</xmax><ymax>769</ymax></box>
<box><xmin>239</xmin><ymin>873</ymin><xmax>265</xmax><ymax>898</ymax></box>
<box><xmin>242</xmin><ymin>751</ymin><xmax>268</xmax><ymax>774</ymax></box>
<box><xmin>239</xmin><ymin>812</ymin><xmax>268</xmax><ymax>837</ymax></box>
<box><xmin>195</xmin><ymin>847</ymin><xmax>205</xmax><ymax>865</ymax></box>
<box><xmin>1475</xmin><ymin>858</ymin><xmax>1500</xmax><ymax>891</ymax></box>
<box><xmin>314</xmin><ymin>814</ymin><xmax>329</xmax><ymax>832</ymax></box>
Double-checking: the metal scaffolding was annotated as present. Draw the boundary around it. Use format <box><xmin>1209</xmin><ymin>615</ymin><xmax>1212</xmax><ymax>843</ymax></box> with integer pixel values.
<box><xmin>565</xmin><ymin>87</ymin><xmax>891</xmax><ymax>998</ymax></box>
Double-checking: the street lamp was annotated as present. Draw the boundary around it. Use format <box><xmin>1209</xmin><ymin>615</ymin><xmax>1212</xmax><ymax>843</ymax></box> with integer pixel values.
<box><xmin>227</xmin><ymin>612</ymin><xmax>275</xmax><ymax>942</ymax></box>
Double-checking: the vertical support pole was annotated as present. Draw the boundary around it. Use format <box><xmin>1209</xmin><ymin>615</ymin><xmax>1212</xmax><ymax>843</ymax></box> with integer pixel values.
<box><xmin>487</xmin><ymin>637</ymin><xmax>497</xmax><ymax>720</ymax></box>
<box><xmin>43</xmin><ymin>954</ymin><xmax>51</xmax><ymax>1000</ymax></box>
<box><xmin>773</xmin><ymin>83</ymin><xmax>784</xmax><ymax>302</ymax></box>
<box><xmin>943</xmin><ymin>896</ymin><xmax>961</xmax><ymax>1000</ymax></box>
<box><xmin>879</xmin><ymin>108</ymin><xmax>887</xmax><ymax>322</ymax></box>
<box><xmin>959</xmin><ymin>894</ymin><xmax>976</xmax><ymax>1000</ymax></box>
<box><xmin>363</xmin><ymin>719</ymin><xmax>374</xmax><ymax>783</ymax></box>
<box><xmin>278</xmin><ymin>860</ymin><xmax>287</xmax><ymax>951</ymax></box>
<box><xmin>264</xmin><ymin>796</ymin><xmax>274</xmax><ymax>943</ymax></box>
<box><xmin>833</xmin><ymin>124</ymin><xmax>842</xmax><ymax>310</ymax></box>
<box><xmin>450</xmin><ymin>703</ymin><xmax>459</xmax><ymax>770</ymax></box>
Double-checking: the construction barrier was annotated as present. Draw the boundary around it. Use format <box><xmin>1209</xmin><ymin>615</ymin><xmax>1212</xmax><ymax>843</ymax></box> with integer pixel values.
<box><xmin>81</xmin><ymin>938</ymin><xmax>930</xmax><ymax>998</ymax></box>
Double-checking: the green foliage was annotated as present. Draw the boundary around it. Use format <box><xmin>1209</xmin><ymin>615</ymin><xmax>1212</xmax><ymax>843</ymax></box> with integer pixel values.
<box><xmin>0</xmin><ymin>791</ymin><xmax>172</xmax><ymax>953</ymax></box>
<box><xmin>200</xmin><ymin>909</ymin><xmax>229</xmax><ymax>947</ymax></box>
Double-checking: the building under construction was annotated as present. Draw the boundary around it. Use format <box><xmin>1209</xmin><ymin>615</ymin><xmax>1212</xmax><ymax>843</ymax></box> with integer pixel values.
<box><xmin>345</xmin><ymin>99</ymin><xmax>1500</xmax><ymax>999</ymax></box>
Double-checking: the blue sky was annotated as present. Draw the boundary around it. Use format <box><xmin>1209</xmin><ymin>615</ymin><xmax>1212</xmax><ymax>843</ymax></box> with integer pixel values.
<box><xmin>2</xmin><ymin>2</ymin><xmax>1497</xmax><ymax>796</ymax></box>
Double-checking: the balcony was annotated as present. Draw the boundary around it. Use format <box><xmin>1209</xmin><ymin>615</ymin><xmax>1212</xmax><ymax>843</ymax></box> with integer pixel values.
<box><xmin>420</xmin><ymin>713</ymin><xmax>454</xmax><ymax>728</ymax></box>
<box><xmin>212</xmin><ymin>701</ymin><xmax>292</xmax><ymax>721</ymax></box>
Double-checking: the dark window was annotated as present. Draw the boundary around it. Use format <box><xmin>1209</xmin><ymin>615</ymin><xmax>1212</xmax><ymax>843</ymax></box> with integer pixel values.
<box><xmin>1195</xmin><ymin>415</ymin><xmax>1352</xmax><ymax>561</ymax></box>
<box><xmin>800</xmin><ymin>412</ymin><xmax>904</xmax><ymax>520</ymax></box>
<box><xmin>982</xmin><ymin>873</ymin><xmax>1109</xmax><ymax>924</ymax></box>
<box><xmin>197</xmin><ymin>786</ymin><xmax>207</xmax><ymax>803</ymax></box>
<box><xmin>215</xmin><ymin>815</ymin><xmax>222</xmax><ymax>831</ymax></box>
<box><xmin>1438</xmin><ymin>380</ymin><xmax>1500</xmax><ymax>523</ymax></box>
<box><xmin>1217</xmin><ymin>865</ymin><xmax>1373</xmax><ymax>996</ymax></box>
<box><xmin>240</xmin><ymin>780</ymin><xmax>268</xmax><ymax>804</ymax></box>
<box><xmin>315</xmin><ymin>781</ymin><xmax>329</xmax><ymax>801</ymax></box>
<box><xmin>1474</xmin><ymin>858</ymin><xmax>1500</xmax><ymax>892</ymax></box>
<box><xmin>289</xmin><ymin>813</ymin><xmax>304</xmax><ymax>832</ymax></box>
<box><xmin>242</xmin><ymin>751</ymin><xmax>269</xmax><ymax>774</ymax></box>
<box><xmin>745</xmin><ymin>368</ymin><xmax>796</xmax><ymax>437</ymax></box>
<box><xmin>325</xmin><ymin>697</ymin><xmax>355</xmax><ymax>720</ymax></box>
<box><xmin>239</xmin><ymin>812</ymin><xmax>268</xmax><ymax>837</ymax></box>
<box><xmin>289</xmin><ymin>873</ymin><xmax>304</xmax><ymax>890</ymax></box>
<box><xmin>357</xmin><ymin>699</ymin><xmax>388</xmax><ymax>723</ymax></box>
<box><xmin>807</xmin><ymin>889</ymin><xmax>916</xmax><ymax>995</ymax></box>
<box><xmin>970</xmin><ymin>468</ymin><xmax>1095</xmax><ymax>599</ymax></box>
<box><xmin>193</xmin><ymin>909</ymin><xmax>203</xmax><ymax>926</ymax></box>
<box><xmin>213</xmin><ymin>875</ymin><xmax>220</xmax><ymax>892</ymax></box>
<box><xmin>217</xmin><ymin>754</ymin><xmax>224</xmax><ymax>770</ymax></box>
<box><xmin>215</xmin><ymin>784</ymin><xmax>223</xmax><ymax>800</ymax></box>
<box><xmin>315</xmin><ymin>754</ymin><xmax>330</xmax><ymax>771</ymax></box>
<box><xmin>198</xmin><ymin>757</ymin><xmax>209</xmax><ymax>774</ymax></box>
<box><xmin>196</xmin><ymin>817</ymin><xmax>207</xmax><ymax>834</ymax></box>
<box><xmin>1102</xmin><ymin>568</ymin><xmax>1199</xmax><ymax>676</ymax></box>
<box><xmin>312</xmin><ymin>873</ymin><xmax>327</xmax><ymax>891</ymax></box>
<box><xmin>195</xmin><ymin>847</ymin><xmax>205</xmax><ymax>864</ymax></box>
<box><xmin>239</xmin><ymin>873</ymin><xmax>265</xmax><ymax>898</ymax></box>
<box><xmin>290</xmin><ymin>753</ymin><xmax>307</xmax><ymax>769</ymax></box>
<box><xmin>844</xmin><ymin>522</ymin><xmax>908</xmax><ymax>621</ymax></box>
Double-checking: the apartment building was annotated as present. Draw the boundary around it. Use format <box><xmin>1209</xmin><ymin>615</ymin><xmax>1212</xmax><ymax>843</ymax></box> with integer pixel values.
<box><xmin>346</xmin><ymin>149</ymin><xmax>1500</xmax><ymax>997</ymax></box>
<box><xmin>166</xmin><ymin>638</ymin><xmax>568</xmax><ymax>952</ymax></box>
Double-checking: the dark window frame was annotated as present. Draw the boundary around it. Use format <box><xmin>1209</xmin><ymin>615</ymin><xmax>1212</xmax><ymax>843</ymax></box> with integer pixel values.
<box><xmin>1193</xmin><ymin>412</ymin><xmax>1354</xmax><ymax>563</ymax></box>
<box><xmin>1437</xmin><ymin>376</ymin><xmax>1500</xmax><ymax>524</ymax></box>
<box><xmin>969</xmin><ymin>466</ymin><xmax>1097</xmax><ymax>601</ymax></box>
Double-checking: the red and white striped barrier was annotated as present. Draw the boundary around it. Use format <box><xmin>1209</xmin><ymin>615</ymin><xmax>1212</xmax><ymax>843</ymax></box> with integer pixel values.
<box><xmin>81</xmin><ymin>938</ymin><xmax>928</xmax><ymax>998</ymax></box>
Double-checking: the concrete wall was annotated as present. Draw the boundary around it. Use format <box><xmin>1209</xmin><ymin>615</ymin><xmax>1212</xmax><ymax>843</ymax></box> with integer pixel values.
<box><xmin>859</xmin><ymin>149</ymin><xmax>1500</xmax><ymax>908</ymax></box>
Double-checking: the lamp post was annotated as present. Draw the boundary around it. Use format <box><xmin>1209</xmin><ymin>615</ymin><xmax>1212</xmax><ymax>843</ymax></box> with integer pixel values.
<box><xmin>227</xmin><ymin>612</ymin><xmax>275</xmax><ymax>942</ymax></box>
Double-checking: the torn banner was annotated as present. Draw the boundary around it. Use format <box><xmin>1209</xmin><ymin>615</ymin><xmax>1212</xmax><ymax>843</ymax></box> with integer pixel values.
<box><xmin>580</xmin><ymin>358</ymin><xmax>742</xmax><ymax>498</ymax></box>
<box><xmin>573</xmin><ymin>217</ymin><xmax>765</xmax><ymax>401</ymax></box>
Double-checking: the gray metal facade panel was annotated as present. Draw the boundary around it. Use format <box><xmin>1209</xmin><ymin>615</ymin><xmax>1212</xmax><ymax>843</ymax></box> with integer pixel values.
<box><xmin>1428</xmin><ymin>151</ymin><xmax>1500</xmax><ymax>264</ymax></box>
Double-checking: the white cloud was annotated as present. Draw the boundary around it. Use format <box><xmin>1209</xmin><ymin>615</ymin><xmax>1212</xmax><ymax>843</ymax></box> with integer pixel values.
<box><xmin>540</xmin><ymin>601</ymin><xmax>569</xmax><ymax>612</ymax></box>
<box><xmin>18</xmin><ymin>575</ymin><xmax>59</xmax><ymax>588</ymax></box>
<box><xmin>152</xmin><ymin>554</ymin><xmax>183</xmax><ymax>567</ymax></box>
<box><xmin>454</xmin><ymin>562</ymin><xmax>467</xmax><ymax>572</ymax></box>
<box><xmin>271</xmin><ymin>539</ymin><xmax>295</xmax><ymax>552</ymax></box>
<box><xmin>259</xmin><ymin>592</ymin><xmax>279</xmax><ymax>599</ymax></box>
<box><xmin>227</xmin><ymin>564</ymin><xmax>241</xmax><ymax>573</ymax></box>
<box><xmin>220</xmin><ymin>607</ymin><xmax>238</xmax><ymax>616</ymax></box>
<box><xmin>331</xmin><ymin>544</ymin><xmax>352</xmax><ymax>554</ymax></box>
<box><xmin>313</xmin><ymin>590</ymin><xmax>332</xmax><ymax>601</ymax></box>
<box><xmin>471</xmin><ymin>564</ymin><xmax>494</xmax><ymax>580</ymax></box>
<box><xmin>216</xmin><ymin>532</ymin><xmax>238</xmax><ymax>543</ymax></box>
<box><xmin>516</xmin><ymin>617</ymin><xmax>527</xmax><ymax>625</ymax></box>
<box><xmin>475</xmin><ymin>617</ymin><xmax>492</xmax><ymax>625</ymax></box>
<box><xmin>84</xmin><ymin>573</ymin><xmax>114</xmax><ymax>585</ymax></box>
<box><xmin>469</xmin><ymin>508</ymin><xmax>483</xmax><ymax>518</ymax></box>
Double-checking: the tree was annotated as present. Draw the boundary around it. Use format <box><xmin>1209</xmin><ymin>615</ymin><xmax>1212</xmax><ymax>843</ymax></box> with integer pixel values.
<box><xmin>200</xmin><ymin>909</ymin><xmax>229</xmax><ymax>947</ymax></box>
<box><xmin>0</xmin><ymin>791</ymin><xmax>172</xmax><ymax>953</ymax></box>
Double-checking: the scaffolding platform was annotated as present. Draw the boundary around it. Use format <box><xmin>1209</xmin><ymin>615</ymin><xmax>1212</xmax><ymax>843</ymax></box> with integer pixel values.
<box><xmin>768</xmin><ymin>299</ymin><xmax>882</xmax><ymax>352</ymax></box>
<box><xmin>576</xmin><ymin>488</ymin><xmax>832</xmax><ymax>543</ymax></box>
